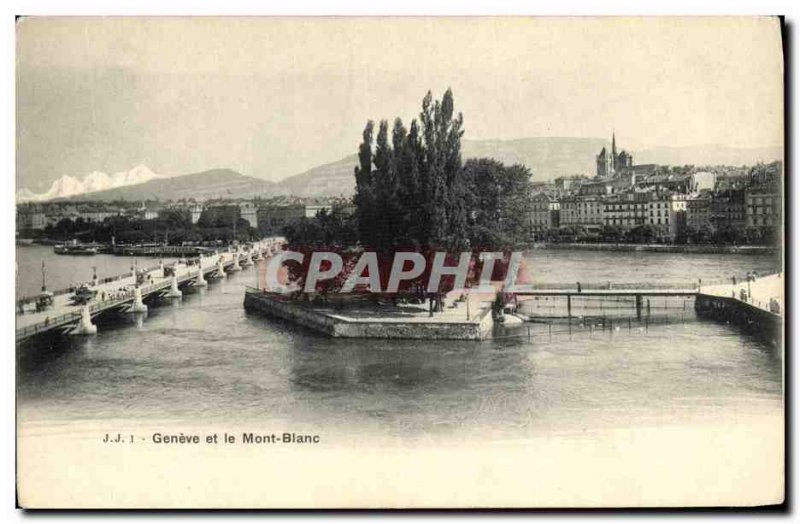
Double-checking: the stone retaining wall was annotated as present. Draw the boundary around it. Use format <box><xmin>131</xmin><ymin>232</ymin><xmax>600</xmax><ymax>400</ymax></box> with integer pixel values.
<box><xmin>244</xmin><ymin>291</ymin><xmax>493</xmax><ymax>340</ymax></box>
<box><xmin>695</xmin><ymin>293</ymin><xmax>782</xmax><ymax>348</ymax></box>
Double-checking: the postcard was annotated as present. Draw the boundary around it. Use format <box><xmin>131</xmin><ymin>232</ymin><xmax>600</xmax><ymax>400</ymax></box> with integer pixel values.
<box><xmin>15</xmin><ymin>16</ymin><xmax>784</xmax><ymax>508</ymax></box>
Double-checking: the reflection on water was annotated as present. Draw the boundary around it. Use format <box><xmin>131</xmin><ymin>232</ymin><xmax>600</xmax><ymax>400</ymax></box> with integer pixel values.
<box><xmin>16</xmin><ymin>247</ymin><xmax>783</xmax><ymax>439</ymax></box>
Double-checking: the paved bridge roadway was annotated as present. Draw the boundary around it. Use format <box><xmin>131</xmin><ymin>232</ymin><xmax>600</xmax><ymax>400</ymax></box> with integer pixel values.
<box><xmin>15</xmin><ymin>238</ymin><xmax>284</xmax><ymax>343</ymax></box>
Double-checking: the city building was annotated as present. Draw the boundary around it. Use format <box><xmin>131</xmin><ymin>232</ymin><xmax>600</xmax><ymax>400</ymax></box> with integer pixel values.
<box><xmin>257</xmin><ymin>202</ymin><xmax>335</xmax><ymax>233</ymax></box>
<box><xmin>711</xmin><ymin>189</ymin><xmax>747</xmax><ymax>231</ymax></box>
<box><xmin>603</xmin><ymin>192</ymin><xmax>649</xmax><ymax>229</ymax></box>
<box><xmin>190</xmin><ymin>204</ymin><xmax>204</xmax><ymax>224</ymax></box>
<box><xmin>602</xmin><ymin>192</ymin><xmax>687</xmax><ymax>241</ymax></box>
<box><xmin>745</xmin><ymin>189</ymin><xmax>781</xmax><ymax>228</ymax></box>
<box><xmin>638</xmin><ymin>171</ymin><xmax>716</xmax><ymax>194</ymax></box>
<box><xmin>134</xmin><ymin>202</ymin><xmax>161</xmax><ymax>220</ymax></box>
<box><xmin>527</xmin><ymin>193</ymin><xmax>560</xmax><ymax>233</ymax></box>
<box><xmin>686</xmin><ymin>193</ymin><xmax>713</xmax><ymax>230</ymax></box>
<box><xmin>16</xmin><ymin>205</ymin><xmax>47</xmax><ymax>231</ymax></box>
<box><xmin>239</xmin><ymin>202</ymin><xmax>258</xmax><ymax>228</ymax></box>
<box><xmin>559</xmin><ymin>196</ymin><xmax>604</xmax><ymax>230</ymax></box>
<box><xmin>619</xmin><ymin>164</ymin><xmax>659</xmax><ymax>181</ymax></box>
<box><xmin>578</xmin><ymin>180</ymin><xmax>613</xmax><ymax>196</ymax></box>
<box><xmin>648</xmin><ymin>194</ymin><xmax>688</xmax><ymax>241</ymax></box>
<box><xmin>79</xmin><ymin>208</ymin><xmax>121</xmax><ymax>223</ymax></box>
<box><xmin>553</xmin><ymin>175</ymin><xmax>589</xmax><ymax>193</ymax></box>
<box><xmin>687</xmin><ymin>171</ymin><xmax>717</xmax><ymax>193</ymax></box>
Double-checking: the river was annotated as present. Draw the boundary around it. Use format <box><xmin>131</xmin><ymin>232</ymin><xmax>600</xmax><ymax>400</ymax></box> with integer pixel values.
<box><xmin>16</xmin><ymin>245</ymin><xmax>782</xmax><ymax>441</ymax></box>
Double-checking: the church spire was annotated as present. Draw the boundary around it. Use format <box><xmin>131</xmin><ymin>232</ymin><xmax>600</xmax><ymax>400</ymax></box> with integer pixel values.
<box><xmin>612</xmin><ymin>131</ymin><xmax>617</xmax><ymax>157</ymax></box>
<box><xmin>611</xmin><ymin>131</ymin><xmax>617</xmax><ymax>173</ymax></box>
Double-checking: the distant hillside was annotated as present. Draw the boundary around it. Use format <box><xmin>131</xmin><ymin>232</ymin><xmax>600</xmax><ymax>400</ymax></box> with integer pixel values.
<box><xmin>272</xmin><ymin>137</ymin><xmax>608</xmax><ymax>198</ymax></box>
<box><xmin>635</xmin><ymin>145</ymin><xmax>783</xmax><ymax>168</ymax></box>
<box><xmin>54</xmin><ymin>138</ymin><xmax>785</xmax><ymax>202</ymax></box>
<box><xmin>463</xmin><ymin>137</ymin><xmax>605</xmax><ymax>180</ymax></box>
<box><xmin>271</xmin><ymin>139</ymin><xmax>784</xmax><ymax>198</ymax></box>
<box><xmin>69</xmin><ymin>169</ymin><xmax>274</xmax><ymax>201</ymax></box>
<box><xmin>274</xmin><ymin>156</ymin><xmax>359</xmax><ymax>198</ymax></box>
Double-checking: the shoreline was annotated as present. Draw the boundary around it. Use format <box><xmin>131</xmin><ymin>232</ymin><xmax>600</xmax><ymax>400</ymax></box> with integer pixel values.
<box><xmin>530</xmin><ymin>242</ymin><xmax>779</xmax><ymax>255</ymax></box>
<box><xmin>19</xmin><ymin>238</ymin><xmax>779</xmax><ymax>256</ymax></box>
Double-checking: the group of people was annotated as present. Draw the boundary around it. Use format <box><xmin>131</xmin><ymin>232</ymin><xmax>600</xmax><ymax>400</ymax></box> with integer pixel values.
<box><xmin>99</xmin><ymin>286</ymin><xmax>136</xmax><ymax>303</ymax></box>
<box><xmin>732</xmin><ymin>271</ymin><xmax>760</xmax><ymax>286</ymax></box>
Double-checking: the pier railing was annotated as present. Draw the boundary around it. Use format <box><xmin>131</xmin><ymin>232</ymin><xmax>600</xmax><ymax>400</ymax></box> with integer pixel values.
<box><xmin>520</xmin><ymin>282</ymin><xmax>698</xmax><ymax>291</ymax></box>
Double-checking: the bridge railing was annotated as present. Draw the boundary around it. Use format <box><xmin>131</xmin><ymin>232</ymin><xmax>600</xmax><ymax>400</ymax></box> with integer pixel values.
<box><xmin>515</xmin><ymin>270</ymin><xmax>783</xmax><ymax>292</ymax></box>
<box><xmin>15</xmin><ymin>310</ymin><xmax>83</xmax><ymax>340</ymax></box>
<box><xmin>89</xmin><ymin>292</ymin><xmax>137</xmax><ymax>312</ymax></box>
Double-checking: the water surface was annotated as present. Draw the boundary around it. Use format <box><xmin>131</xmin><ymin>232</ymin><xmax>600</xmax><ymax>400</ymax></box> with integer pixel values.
<box><xmin>16</xmin><ymin>246</ymin><xmax>783</xmax><ymax>440</ymax></box>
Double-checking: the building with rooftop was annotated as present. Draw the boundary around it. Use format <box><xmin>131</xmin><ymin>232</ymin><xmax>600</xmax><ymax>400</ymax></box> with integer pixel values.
<box><xmin>559</xmin><ymin>196</ymin><xmax>604</xmax><ymax>230</ymax></box>
<box><xmin>527</xmin><ymin>193</ymin><xmax>560</xmax><ymax>234</ymax></box>
<box><xmin>745</xmin><ymin>188</ymin><xmax>781</xmax><ymax>228</ymax></box>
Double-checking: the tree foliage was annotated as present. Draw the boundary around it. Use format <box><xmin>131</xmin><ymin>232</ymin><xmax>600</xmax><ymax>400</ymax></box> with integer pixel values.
<box><xmin>353</xmin><ymin>88</ymin><xmax>468</xmax><ymax>252</ymax></box>
<box><xmin>461</xmin><ymin>159</ymin><xmax>533</xmax><ymax>248</ymax></box>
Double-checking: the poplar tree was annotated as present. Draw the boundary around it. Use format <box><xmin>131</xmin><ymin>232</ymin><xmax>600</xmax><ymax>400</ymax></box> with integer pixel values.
<box><xmin>419</xmin><ymin>88</ymin><xmax>465</xmax><ymax>250</ymax></box>
<box><xmin>397</xmin><ymin>119</ymin><xmax>422</xmax><ymax>246</ymax></box>
<box><xmin>372</xmin><ymin>120</ymin><xmax>393</xmax><ymax>251</ymax></box>
<box><xmin>354</xmin><ymin>120</ymin><xmax>375</xmax><ymax>248</ymax></box>
<box><xmin>354</xmin><ymin>88</ymin><xmax>467</xmax><ymax>251</ymax></box>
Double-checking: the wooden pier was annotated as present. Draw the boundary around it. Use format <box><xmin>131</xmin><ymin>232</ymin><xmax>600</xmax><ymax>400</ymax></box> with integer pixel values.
<box><xmin>510</xmin><ymin>273</ymin><xmax>783</xmax><ymax>342</ymax></box>
<box><xmin>513</xmin><ymin>286</ymin><xmax>698</xmax><ymax>320</ymax></box>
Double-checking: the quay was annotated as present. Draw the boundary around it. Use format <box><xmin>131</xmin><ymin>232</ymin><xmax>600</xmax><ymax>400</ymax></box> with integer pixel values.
<box><xmin>695</xmin><ymin>273</ymin><xmax>783</xmax><ymax>345</ymax></box>
<box><xmin>243</xmin><ymin>288</ymin><xmax>496</xmax><ymax>340</ymax></box>
<box><xmin>15</xmin><ymin>238</ymin><xmax>284</xmax><ymax>343</ymax></box>
<box><xmin>244</xmin><ymin>273</ymin><xmax>782</xmax><ymax>341</ymax></box>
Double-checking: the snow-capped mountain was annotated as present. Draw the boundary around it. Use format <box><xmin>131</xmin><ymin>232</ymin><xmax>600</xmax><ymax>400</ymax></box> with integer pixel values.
<box><xmin>16</xmin><ymin>165</ymin><xmax>163</xmax><ymax>202</ymax></box>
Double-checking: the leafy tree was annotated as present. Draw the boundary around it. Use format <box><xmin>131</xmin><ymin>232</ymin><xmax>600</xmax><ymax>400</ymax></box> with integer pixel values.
<box><xmin>461</xmin><ymin>159</ymin><xmax>533</xmax><ymax>248</ymax></box>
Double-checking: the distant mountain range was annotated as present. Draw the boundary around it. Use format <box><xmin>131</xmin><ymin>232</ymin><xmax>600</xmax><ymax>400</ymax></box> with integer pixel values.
<box><xmin>54</xmin><ymin>168</ymin><xmax>275</xmax><ymax>202</ymax></box>
<box><xmin>16</xmin><ymin>165</ymin><xmax>163</xmax><ymax>202</ymax></box>
<box><xmin>16</xmin><ymin>138</ymin><xmax>783</xmax><ymax>203</ymax></box>
<box><xmin>634</xmin><ymin>144</ymin><xmax>784</xmax><ymax>168</ymax></box>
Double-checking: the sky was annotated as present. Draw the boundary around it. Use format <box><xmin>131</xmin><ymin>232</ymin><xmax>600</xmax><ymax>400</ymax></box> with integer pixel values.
<box><xmin>16</xmin><ymin>16</ymin><xmax>784</xmax><ymax>191</ymax></box>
